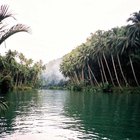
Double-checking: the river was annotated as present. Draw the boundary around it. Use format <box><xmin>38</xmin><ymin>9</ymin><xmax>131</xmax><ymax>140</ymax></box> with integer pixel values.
<box><xmin>0</xmin><ymin>90</ymin><xmax>140</xmax><ymax>140</ymax></box>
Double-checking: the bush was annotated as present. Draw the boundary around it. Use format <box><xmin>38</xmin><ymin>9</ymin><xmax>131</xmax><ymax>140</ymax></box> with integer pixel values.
<box><xmin>0</xmin><ymin>100</ymin><xmax>8</xmax><ymax>115</ymax></box>
<box><xmin>0</xmin><ymin>76</ymin><xmax>13</xmax><ymax>93</ymax></box>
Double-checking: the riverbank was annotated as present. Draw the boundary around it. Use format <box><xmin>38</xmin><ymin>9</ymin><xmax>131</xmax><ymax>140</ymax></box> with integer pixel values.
<box><xmin>43</xmin><ymin>84</ymin><xmax>140</xmax><ymax>94</ymax></box>
<box><xmin>13</xmin><ymin>86</ymin><xmax>33</xmax><ymax>91</ymax></box>
<box><xmin>1</xmin><ymin>89</ymin><xmax>140</xmax><ymax>140</ymax></box>
<box><xmin>83</xmin><ymin>86</ymin><xmax>140</xmax><ymax>94</ymax></box>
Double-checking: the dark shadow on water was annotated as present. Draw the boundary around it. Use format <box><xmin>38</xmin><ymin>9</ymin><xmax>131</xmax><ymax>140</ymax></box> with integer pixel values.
<box><xmin>63</xmin><ymin>91</ymin><xmax>140</xmax><ymax>140</ymax></box>
<box><xmin>0</xmin><ymin>90</ymin><xmax>39</xmax><ymax>136</ymax></box>
<box><xmin>0</xmin><ymin>90</ymin><xmax>140</xmax><ymax>140</ymax></box>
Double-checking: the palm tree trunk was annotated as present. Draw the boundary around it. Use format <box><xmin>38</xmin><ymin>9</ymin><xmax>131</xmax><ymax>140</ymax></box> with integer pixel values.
<box><xmin>78</xmin><ymin>71</ymin><xmax>82</xmax><ymax>82</ymax></box>
<box><xmin>19</xmin><ymin>78</ymin><xmax>23</xmax><ymax>87</ymax></box>
<box><xmin>33</xmin><ymin>73</ymin><xmax>38</xmax><ymax>87</ymax></box>
<box><xmin>82</xmin><ymin>66</ymin><xmax>84</xmax><ymax>82</ymax></box>
<box><xmin>71</xmin><ymin>76</ymin><xmax>75</xmax><ymax>83</ymax></box>
<box><xmin>74</xmin><ymin>71</ymin><xmax>80</xmax><ymax>84</ymax></box>
<box><xmin>17</xmin><ymin>73</ymin><xmax>20</xmax><ymax>87</ymax></box>
<box><xmin>103</xmin><ymin>52</ymin><xmax>115</xmax><ymax>86</ymax></box>
<box><xmin>69</xmin><ymin>73</ymin><xmax>74</xmax><ymax>83</ymax></box>
<box><xmin>117</xmin><ymin>54</ymin><xmax>128</xmax><ymax>87</ymax></box>
<box><xmin>87</xmin><ymin>63</ymin><xmax>100</xmax><ymax>86</ymax></box>
<box><xmin>111</xmin><ymin>54</ymin><xmax>122</xmax><ymax>88</ymax></box>
<box><xmin>97</xmin><ymin>57</ymin><xmax>104</xmax><ymax>85</ymax></box>
<box><xmin>100</xmin><ymin>57</ymin><xmax>108</xmax><ymax>84</ymax></box>
<box><xmin>24</xmin><ymin>77</ymin><xmax>27</xmax><ymax>85</ymax></box>
<box><xmin>15</xmin><ymin>73</ymin><xmax>19</xmax><ymax>88</ymax></box>
<box><xmin>87</xmin><ymin>64</ymin><xmax>93</xmax><ymax>86</ymax></box>
<box><xmin>129</xmin><ymin>55</ymin><xmax>139</xmax><ymax>86</ymax></box>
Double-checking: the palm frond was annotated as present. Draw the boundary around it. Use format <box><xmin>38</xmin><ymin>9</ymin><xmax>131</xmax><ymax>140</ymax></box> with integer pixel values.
<box><xmin>0</xmin><ymin>5</ymin><xmax>14</xmax><ymax>22</ymax></box>
<box><xmin>0</xmin><ymin>24</ymin><xmax>31</xmax><ymax>45</ymax></box>
<box><xmin>127</xmin><ymin>11</ymin><xmax>140</xmax><ymax>24</ymax></box>
<box><xmin>0</xmin><ymin>100</ymin><xmax>8</xmax><ymax>114</ymax></box>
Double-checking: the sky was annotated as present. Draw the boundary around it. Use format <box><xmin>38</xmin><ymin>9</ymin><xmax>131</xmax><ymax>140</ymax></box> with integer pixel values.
<box><xmin>0</xmin><ymin>0</ymin><xmax>140</xmax><ymax>63</ymax></box>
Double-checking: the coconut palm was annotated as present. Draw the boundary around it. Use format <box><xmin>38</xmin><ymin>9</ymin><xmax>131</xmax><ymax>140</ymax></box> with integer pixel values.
<box><xmin>0</xmin><ymin>5</ymin><xmax>30</xmax><ymax>45</ymax></box>
<box><xmin>93</xmin><ymin>30</ymin><xmax>108</xmax><ymax>85</ymax></box>
<box><xmin>125</xmin><ymin>11</ymin><xmax>140</xmax><ymax>86</ymax></box>
<box><xmin>60</xmin><ymin>10</ymin><xmax>140</xmax><ymax>88</ymax></box>
<box><xmin>114</xmin><ymin>27</ymin><xmax>129</xmax><ymax>86</ymax></box>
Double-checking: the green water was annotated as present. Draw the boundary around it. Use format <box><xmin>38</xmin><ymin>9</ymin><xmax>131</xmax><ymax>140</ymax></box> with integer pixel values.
<box><xmin>0</xmin><ymin>90</ymin><xmax>140</xmax><ymax>140</ymax></box>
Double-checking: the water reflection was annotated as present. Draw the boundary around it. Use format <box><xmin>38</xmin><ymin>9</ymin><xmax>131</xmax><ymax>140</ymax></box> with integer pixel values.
<box><xmin>63</xmin><ymin>92</ymin><xmax>140</xmax><ymax>139</ymax></box>
<box><xmin>0</xmin><ymin>90</ymin><xmax>140</xmax><ymax>140</ymax></box>
<box><xmin>0</xmin><ymin>90</ymin><xmax>39</xmax><ymax>135</ymax></box>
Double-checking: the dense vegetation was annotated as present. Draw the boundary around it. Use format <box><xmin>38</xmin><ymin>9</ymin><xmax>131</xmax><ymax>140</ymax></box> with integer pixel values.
<box><xmin>0</xmin><ymin>5</ymin><xmax>45</xmax><ymax>93</ymax></box>
<box><xmin>0</xmin><ymin>5</ymin><xmax>46</xmax><ymax>114</ymax></box>
<box><xmin>0</xmin><ymin>50</ymin><xmax>46</xmax><ymax>92</ymax></box>
<box><xmin>60</xmin><ymin>11</ymin><xmax>140</xmax><ymax>90</ymax></box>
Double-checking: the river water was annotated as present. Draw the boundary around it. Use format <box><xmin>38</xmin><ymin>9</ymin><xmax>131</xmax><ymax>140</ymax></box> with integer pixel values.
<box><xmin>0</xmin><ymin>90</ymin><xmax>140</xmax><ymax>140</ymax></box>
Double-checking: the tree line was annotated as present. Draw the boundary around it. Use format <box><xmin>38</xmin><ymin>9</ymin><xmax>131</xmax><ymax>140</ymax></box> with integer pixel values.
<box><xmin>0</xmin><ymin>5</ymin><xmax>45</xmax><ymax>92</ymax></box>
<box><xmin>60</xmin><ymin>11</ymin><xmax>140</xmax><ymax>89</ymax></box>
<box><xmin>0</xmin><ymin>50</ymin><xmax>45</xmax><ymax>92</ymax></box>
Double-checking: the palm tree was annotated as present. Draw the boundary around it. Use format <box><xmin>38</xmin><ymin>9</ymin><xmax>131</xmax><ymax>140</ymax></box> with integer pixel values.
<box><xmin>114</xmin><ymin>27</ymin><xmax>129</xmax><ymax>87</ymax></box>
<box><xmin>31</xmin><ymin>60</ymin><xmax>46</xmax><ymax>87</ymax></box>
<box><xmin>125</xmin><ymin>11</ymin><xmax>140</xmax><ymax>86</ymax></box>
<box><xmin>127</xmin><ymin>11</ymin><xmax>140</xmax><ymax>43</ymax></box>
<box><xmin>93</xmin><ymin>30</ymin><xmax>108</xmax><ymax>85</ymax></box>
<box><xmin>106</xmin><ymin>27</ymin><xmax>127</xmax><ymax>88</ymax></box>
<box><xmin>60</xmin><ymin>10</ymin><xmax>140</xmax><ymax>88</ymax></box>
<box><xmin>0</xmin><ymin>5</ymin><xmax>30</xmax><ymax>45</ymax></box>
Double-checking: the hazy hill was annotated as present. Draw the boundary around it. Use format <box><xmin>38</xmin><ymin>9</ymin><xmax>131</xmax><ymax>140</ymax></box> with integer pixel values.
<box><xmin>42</xmin><ymin>58</ymin><xmax>67</xmax><ymax>87</ymax></box>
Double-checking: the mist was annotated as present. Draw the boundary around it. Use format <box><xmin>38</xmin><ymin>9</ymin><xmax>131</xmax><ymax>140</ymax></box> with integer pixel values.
<box><xmin>41</xmin><ymin>58</ymin><xmax>67</xmax><ymax>87</ymax></box>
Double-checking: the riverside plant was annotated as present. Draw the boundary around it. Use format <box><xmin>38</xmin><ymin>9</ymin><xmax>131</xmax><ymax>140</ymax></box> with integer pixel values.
<box><xmin>0</xmin><ymin>100</ymin><xmax>8</xmax><ymax>115</ymax></box>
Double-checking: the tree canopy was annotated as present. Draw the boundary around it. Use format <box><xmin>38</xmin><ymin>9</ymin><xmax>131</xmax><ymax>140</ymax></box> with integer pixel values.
<box><xmin>60</xmin><ymin>10</ymin><xmax>140</xmax><ymax>88</ymax></box>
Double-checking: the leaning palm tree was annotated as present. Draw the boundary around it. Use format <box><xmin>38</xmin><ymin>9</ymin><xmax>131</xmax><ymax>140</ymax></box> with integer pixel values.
<box><xmin>0</xmin><ymin>5</ymin><xmax>30</xmax><ymax>45</ymax></box>
<box><xmin>125</xmin><ymin>11</ymin><xmax>140</xmax><ymax>86</ymax></box>
<box><xmin>93</xmin><ymin>30</ymin><xmax>108</xmax><ymax>85</ymax></box>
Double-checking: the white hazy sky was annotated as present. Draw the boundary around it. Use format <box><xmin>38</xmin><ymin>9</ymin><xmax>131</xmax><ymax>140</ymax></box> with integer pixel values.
<box><xmin>0</xmin><ymin>0</ymin><xmax>140</xmax><ymax>63</ymax></box>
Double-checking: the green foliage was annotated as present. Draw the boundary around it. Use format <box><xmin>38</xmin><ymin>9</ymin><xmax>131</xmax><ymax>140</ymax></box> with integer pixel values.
<box><xmin>0</xmin><ymin>50</ymin><xmax>46</xmax><ymax>93</ymax></box>
<box><xmin>0</xmin><ymin>75</ymin><xmax>13</xmax><ymax>93</ymax></box>
<box><xmin>102</xmin><ymin>83</ymin><xmax>113</xmax><ymax>93</ymax></box>
<box><xmin>0</xmin><ymin>100</ymin><xmax>8</xmax><ymax>115</ymax></box>
<box><xmin>69</xmin><ymin>84</ymin><xmax>82</xmax><ymax>91</ymax></box>
<box><xmin>60</xmin><ymin>10</ymin><xmax>140</xmax><ymax>89</ymax></box>
<box><xmin>0</xmin><ymin>5</ymin><xmax>44</xmax><ymax>93</ymax></box>
<box><xmin>14</xmin><ymin>86</ymin><xmax>32</xmax><ymax>91</ymax></box>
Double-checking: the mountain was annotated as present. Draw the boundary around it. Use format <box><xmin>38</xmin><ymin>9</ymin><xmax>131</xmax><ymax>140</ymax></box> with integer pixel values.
<box><xmin>42</xmin><ymin>58</ymin><xmax>67</xmax><ymax>87</ymax></box>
